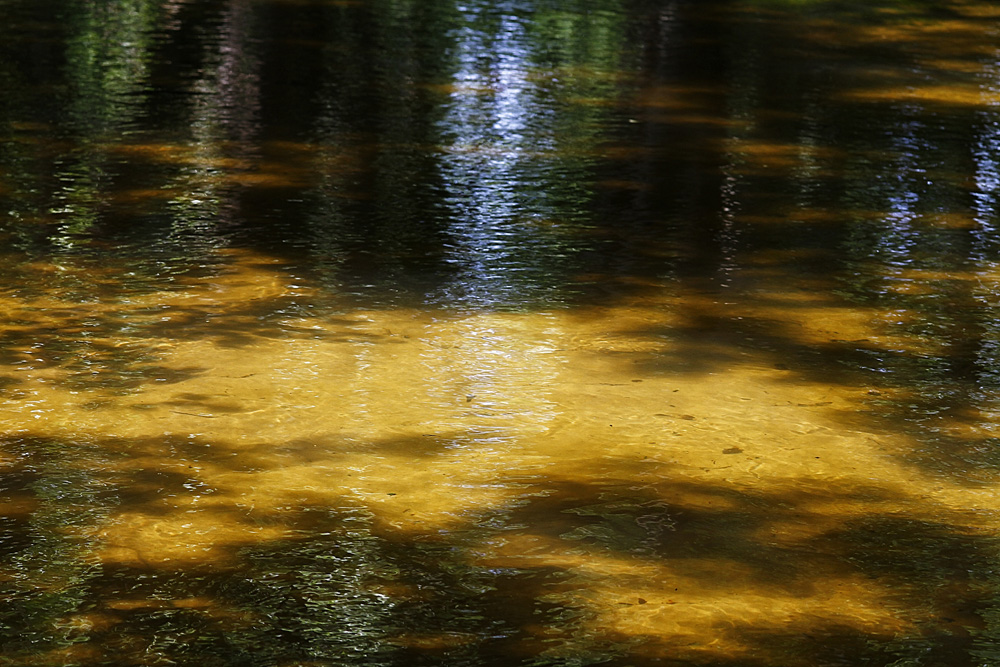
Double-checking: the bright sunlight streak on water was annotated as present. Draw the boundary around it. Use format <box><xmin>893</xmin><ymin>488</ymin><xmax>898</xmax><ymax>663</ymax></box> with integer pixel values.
<box><xmin>5</xmin><ymin>0</ymin><xmax>1000</xmax><ymax>665</ymax></box>
<box><xmin>2</xmin><ymin>246</ymin><xmax>996</xmax><ymax>665</ymax></box>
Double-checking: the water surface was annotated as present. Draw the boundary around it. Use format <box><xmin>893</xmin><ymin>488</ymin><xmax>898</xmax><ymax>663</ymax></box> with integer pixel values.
<box><xmin>3</xmin><ymin>0</ymin><xmax>1000</xmax><ymax>665</ymax></box>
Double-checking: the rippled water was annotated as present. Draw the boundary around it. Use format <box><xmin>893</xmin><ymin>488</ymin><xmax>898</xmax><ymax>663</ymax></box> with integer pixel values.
<box><xmin>4</xmin><ymin>0</ymin><xmax>1000</xmax><ymax>665</ymax></box>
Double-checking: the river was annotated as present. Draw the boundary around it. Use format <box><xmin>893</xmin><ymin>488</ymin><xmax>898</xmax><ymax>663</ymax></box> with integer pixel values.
<box><xmin>2</xmin><ymin>0</ymin><xmax>1000</xmax><ymax>665</ymax></box>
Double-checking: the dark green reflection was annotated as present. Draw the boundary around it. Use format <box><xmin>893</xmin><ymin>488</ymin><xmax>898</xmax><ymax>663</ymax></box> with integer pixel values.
<box><xmin>293</xmin><ymin>0</ymin><xmax>643</xmax><ymax>309</ymax></box>
<box><xmin>5</xmin><ymin>0</ymin><xmax>1000</xmax><ymax>664</ymax></box>
<box><xmin>0</xmin><ymin>438</ymin><xmax>111</xmax><ymax>658</ymax></box>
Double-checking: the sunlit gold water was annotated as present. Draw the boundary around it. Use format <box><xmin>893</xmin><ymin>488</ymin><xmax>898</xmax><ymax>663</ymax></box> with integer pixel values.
<box><xmin>3</xmin><ymin>244</ymin><xmax>997</xmax><ymax>664</ymax></box>
<box><xmin>6</xmin><ymin>0</ymin><xmax>1000</xmax><ymax>664</ymax></box>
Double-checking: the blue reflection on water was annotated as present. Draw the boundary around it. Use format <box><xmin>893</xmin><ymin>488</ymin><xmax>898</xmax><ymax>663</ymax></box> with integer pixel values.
<box><xmin>431</xmin><ymin>2</ymin><xmax>609</xmax><ymax>310</ymax></box>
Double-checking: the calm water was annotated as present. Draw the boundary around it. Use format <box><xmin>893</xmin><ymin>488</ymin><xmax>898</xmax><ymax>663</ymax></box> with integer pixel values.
<box><xmin>4</xmin><ymin>0</ymin><xmax>1000</xmax><ymax>665</ymax></box>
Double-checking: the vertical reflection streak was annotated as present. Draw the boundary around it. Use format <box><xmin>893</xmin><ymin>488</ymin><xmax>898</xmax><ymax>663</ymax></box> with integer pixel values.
<box><xmin>716</xmin><ymin>13</ymin><xmax>764</xmax><ymax>288</ymax></box>
<box><xmin>969</xmin><ymin>47</ymin><xmax>1000</xmax><ymax>441</ymax></box>
<box><xmin>437</xmin><ymin>10</ymin><xmax>540</xmax><ymax>308</ymax></box>
<box><xmin>972</xmin><ymin>44</ymin><xmax>1000</xmax><ymax>264</ymax></box>
<box><xmin>882</xmin><ymin>111</ymin><xmax>925</xmax><ymax>268</ymax></box>
<box><xmin>432</xmin><ymin>2</ymin><xmax>615</xmax><ymax>310</ymax></box>
<box><xmin>792</xmin><ymin>88</ymin><xmax>828</xmax><ymax>212</ymax></box>
<box><xmin>49</xmin><ymin>0</ymin><xmax>158</xmax><ymax>251</ymax></box>
<box><xmin>167</xmin><ymin>0</ymin><xmax>262</xmax><ymax>246</ymax></box>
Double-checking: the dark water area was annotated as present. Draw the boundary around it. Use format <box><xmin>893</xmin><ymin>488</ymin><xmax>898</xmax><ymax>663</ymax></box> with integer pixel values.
<box><xmin>3</xmin><ymin>0</ymin><xmax>793</xmax><ymax>308</ymax></box>
<box><xmin>5</xmin><ymin>0</ymin><xmax>1000</xmax><ymax>665</ymax></box>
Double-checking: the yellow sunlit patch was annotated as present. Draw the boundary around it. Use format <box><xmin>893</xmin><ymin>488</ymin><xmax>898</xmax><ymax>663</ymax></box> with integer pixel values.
<box><xmin>843</xmin><ymin>84</ymin><xmax>996</xmax><ymax>107</ymax></box>
<box><xmin>953</xmin><ymin>2</ymin><xmax>1000</xmax><ymax>17</ymax></box>
<box><xmin>98</xmin><ymin>509</ymin><xmax>291</xmax><ymax>567</ymax></box>
<box><xmin>922</xmin><ymin>212</ymin><xmax>979</xmax><ymax>229</ymax></box>
<box><xmin>1</xmin><ymin>239</ymin><xmax>997</xmax><ymax>658</ymax></box>
<box><xmin>727</xmin><ymin>139</ymin><xmax>844</xmax><ymax>171</ymax></box>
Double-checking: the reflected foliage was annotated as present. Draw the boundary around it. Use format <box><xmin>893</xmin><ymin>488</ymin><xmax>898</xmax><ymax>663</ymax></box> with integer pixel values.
<box><xmin>4</xmin><ymin>0</ymin><xmax>1000</xmax><ymax>664</ymax></box>
<box><xmin>2</xmin><ymin>431</ymin><xmax>999</xmax><ymax>665</ymax></box>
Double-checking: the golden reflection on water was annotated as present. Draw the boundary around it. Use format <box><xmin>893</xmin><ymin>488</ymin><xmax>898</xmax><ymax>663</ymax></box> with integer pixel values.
<box><xmin>2</xmin><ymin>247</ymin><xmax>997</xmax><ymax>664</ymax></box>
<box><xmin>8</xmin><ymin>0</ymin><xmax>1000</xmax><ymax>663</ymax></box>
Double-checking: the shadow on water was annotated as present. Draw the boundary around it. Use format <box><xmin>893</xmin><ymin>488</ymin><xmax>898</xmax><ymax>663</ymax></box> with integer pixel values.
<box><xmin>0</xmin><ymin>253</ymin><xmax>390</xmax><ymax>398</ymax></box>
<box><xmin>612</xmin><ymin>291</ymin><xmax>1000</xmax><ymax>482</ymax></box>
<box><xmin>2</xmin><ymin>431</ymin><xmax>998</xmax><ymax>665</ymax></box>
<box><xmin>5</xmin><ymin>0</ymin><xmax>1000</xmax><ymax>664</ymax></box>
